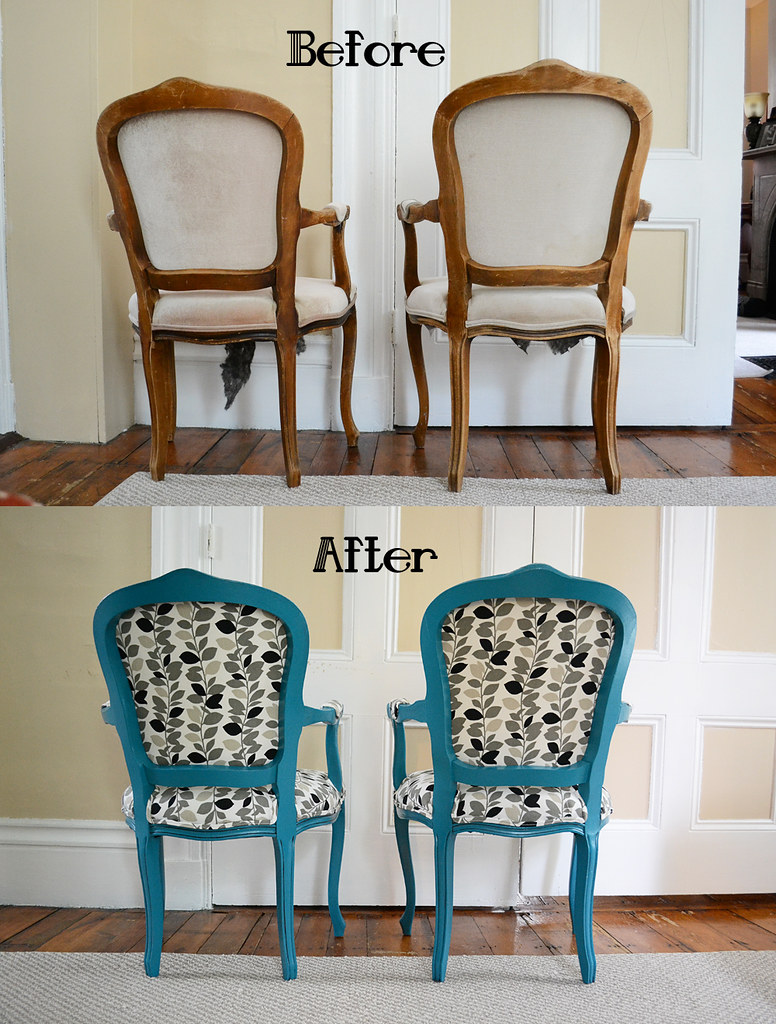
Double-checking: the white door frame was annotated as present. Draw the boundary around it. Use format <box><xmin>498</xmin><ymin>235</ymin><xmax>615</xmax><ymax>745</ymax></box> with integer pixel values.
<box><xmin>0</xmin><ymin>8</ymin><xmax>16</xmax><ymax>434</ymax></box>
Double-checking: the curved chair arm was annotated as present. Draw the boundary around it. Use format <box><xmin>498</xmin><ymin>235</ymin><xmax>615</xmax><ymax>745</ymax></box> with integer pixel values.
<box><xmin>618</xmin><ymin>701</ymin><xmax>632</xmax><ymax>724</ymax></box>
<box><xmin>101</xmin><ymin>700</ymin><xmax>117</xmax><ymax>727</ymax></box>
<box><xmin>106</xmin><ymin>211</ymin><xmax>119</xmax><ymax>232</ymax></box>
<box><xmin>636</xmin><ymin>199</ymin><xmax>652</xmax><ymax>222</ymax></box>
<box><xmin>396</xmin><ymin>199</ymin><xmax>440</xmax><ymax>296</ymax></box>
<box><xmin>303</xmin><ymin>700</ymin><xmax>345</xmax><ymax>792</ymax></box>
<box><xmin>301</xmin><ymin>204</ymin><xmax>353</xmax><ymax>297</ymax></box>
<box><xmin>387</xmin><ymin>698</ymin><xmax>428</xmax><ymax>791</ymax></box>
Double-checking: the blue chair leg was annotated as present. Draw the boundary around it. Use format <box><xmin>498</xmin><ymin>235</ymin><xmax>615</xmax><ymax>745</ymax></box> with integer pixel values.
<box><xmin>571</xmin><ymin>831</ymin><xmax>600</xmax><ymax>984</ymax></box>
<box><xmin>328</xmin><ymin>809</ymin><xmax>346</xmax><ymax>937</ymax></box>
<box><xmin>136</xmin><ymin>831</ymin><xmax>165</xmax><ymax>978</ymax></box>
<box><xmin>394</xmin><ymin>812</ymin><xmax>416</xmax><ymax>936</ymax></box>
<box><xmin>273</xmin><ymin>835</ymin><xmax>298</xmax><ymax>980</ymax></box>
<box><xmin>568</xmin><ymin>832</ymin><xmax>579</xmax><ymax>935</ymax></box>
<box><xmin>431</xmin><ymin>829</ymin><xmax>456</xmax><ymax>982</ymax></box>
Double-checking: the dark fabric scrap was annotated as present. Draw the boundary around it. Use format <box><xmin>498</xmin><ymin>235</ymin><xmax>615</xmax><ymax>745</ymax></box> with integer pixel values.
<box><xmin>510</xmin><ymin>335</ymin><xmax>587</xmax><ymax>355</ymax></box>
<box><xmin>220</xmin><ymin>337</ymin><xmax>307</xmax><ymax>409</ymax></box>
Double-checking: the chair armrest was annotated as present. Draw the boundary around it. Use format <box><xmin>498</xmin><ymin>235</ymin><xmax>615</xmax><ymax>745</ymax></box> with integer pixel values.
<box><xmin>387</xmin><ymin>699</ymin><xmax>428</xmax><ymax>791</ymax></box>
<box><xmin>106</xmin><ymin>211</ymin><xmax>119</xmax><ymax>232</ymax></box>
<box><xmin>636</xmin><ymin>199</ymin><xmax>652</xmax><ymax>222</ymax></box>
<box><xmin>101</xmin><ymin>701</ymin><xmax>117</xmax><ymax>727</ymax></box>
<box><xmin>618</xmin><ymin>702</ymin><xmax>632</xmax><ymax>724</ymax></box>
<box><xmin>396</xmin><ymin>200</ymin><xmax>439</xmax><ymax>296</ymax></box>
<box><xmin>301</xmin><ymin>205</ymin><xmax>353</xmax><ymax>298</ymax></box>
<box><xmin>396</xmin><ymin>199</ymin><xmax>439</xmax><ymax>225</ymax></box>
<box><xmin>301</xmin><ymin>203</ymin><xmax>350</xmax><ymax>229</ymax></box>
<box><xmin>303</xmin><ymin>701</ymin><xmax>344</xmax><ymax>791</ymax></box>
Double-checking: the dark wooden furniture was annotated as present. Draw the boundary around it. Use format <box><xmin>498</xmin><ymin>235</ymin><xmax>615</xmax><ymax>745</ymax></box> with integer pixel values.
<box><xmin>742</xmin><ymin>144</ymin><xmax>776</xmax><ymax>313</ymax></box>
<box><xmin>97</xmin><ymin>78</ymin><xmax>358</xmax><ymax>486</ymax></box>
<box><xmin>398</xmin><ymin>59</ymin><xmax>652</xmax><ymax>493</ymax></box>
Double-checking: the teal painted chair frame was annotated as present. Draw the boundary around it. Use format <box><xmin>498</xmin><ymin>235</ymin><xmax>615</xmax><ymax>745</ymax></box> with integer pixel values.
<box><xmin>93</xmin><ymin>568</ymin><xmax>346</xmax><ymax>980</ymax></box>
<box><xmin>389</xmin><ymin>563</ymin><xmax>636</xmax><ymax>983</ymax></box>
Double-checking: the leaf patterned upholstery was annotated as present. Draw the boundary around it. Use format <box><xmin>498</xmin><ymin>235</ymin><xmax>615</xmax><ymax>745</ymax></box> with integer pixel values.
<box><xmin>122</xmin><ymin>768</ymin><xmax>343</xmax><ymax>830</ymax></box>
<box><xmin>116</xmin><ymin>601</ymin><xmax>285</xmax><ymax>767</ymax></box>
<box><xmin>395</xmin><ymin>769</ymin><xmax>612</xmax><ymax>828</ymax></box>
<box><xmin>442</xmin><ymin>597</ymin><xmax>614</xmax><ymax>768</ymax></box>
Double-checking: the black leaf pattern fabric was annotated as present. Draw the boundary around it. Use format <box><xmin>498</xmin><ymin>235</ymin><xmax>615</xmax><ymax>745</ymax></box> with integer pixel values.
<box><xmin>115</xmin><ymin>601</ymin><xmax>286</xmax><ymax>767</ymax></box>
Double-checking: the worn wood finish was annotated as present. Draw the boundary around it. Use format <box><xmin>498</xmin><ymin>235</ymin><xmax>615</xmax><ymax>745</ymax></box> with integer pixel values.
<box><xmin>2</xmin><ymin>897</ymin><xmax>775</xmax><ymax>957</ymax></box>
<box><xmin>398</xmin><ymin>59</ymin><xmax>653</xmax><ymax>494</ymax></box>
<box><xmin>97</xmin><ymin>77</ymin><xmax>358</xmax><ymax>488</ymax></box>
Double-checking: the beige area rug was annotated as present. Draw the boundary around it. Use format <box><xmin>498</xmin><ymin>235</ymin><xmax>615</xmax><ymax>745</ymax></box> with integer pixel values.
<box><xmin>2</xmin><ymin>951</ymin><xmax>775</xmax><ymax>1024</ymax></box>
<box><xmin>96</xmin><ymin>473</ymin><xmax>776</xmax><ymax>506</ymax></box>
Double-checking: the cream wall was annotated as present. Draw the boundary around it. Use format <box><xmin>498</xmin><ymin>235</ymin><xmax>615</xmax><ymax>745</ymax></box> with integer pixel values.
<box><xmin>0</xmin><ymin>508</ymin><xmax>151</xmax><ymax>820</ymax></box>
<box><xmin>2</xmin><ymin>0</ymin><xmax>332</xmax><ymax>443</ymax></box>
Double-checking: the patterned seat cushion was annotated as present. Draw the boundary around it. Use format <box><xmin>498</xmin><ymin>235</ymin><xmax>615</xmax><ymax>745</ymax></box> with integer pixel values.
<box><xmin>122</xmin><ymin>768</ymin><xmax>342</xmax><ymax>831</ymax></box>
<box><xmin>395</xmin><ymin>769</ymin><xmax>611</xmax><ymax>828</ymax></box>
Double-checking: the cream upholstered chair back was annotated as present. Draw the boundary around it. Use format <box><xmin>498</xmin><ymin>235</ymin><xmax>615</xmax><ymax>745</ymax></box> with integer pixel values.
<box><xmin>441</xmin><ymin>595</ymin><xmax>615</xmax><ymax>768</ymax></box>
<box><xmin>117</xmin><ymin>109</ymin><xmax>283</xmax><ymax>272</ymax></box>
<box><xmin>115</xmin><ymin>600</ymin><xmax>287</xmax><ymax>768</ymax></box>
<box><xmin>452</xmin><ymin>93</ymin><xmax>632</xmax><ymax>268</ymax></box>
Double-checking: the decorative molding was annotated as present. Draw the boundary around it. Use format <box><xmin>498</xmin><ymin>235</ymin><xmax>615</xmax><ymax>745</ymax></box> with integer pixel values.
<box><xmin>0</xmin><ymin>818</ymin><xmax>210</xmax><ymax>910</ymax></box>
<box><xmin>700</xmin><ymin>508</ymin><xmax>776</xmax><ymax>665</ymax></box>
<box><xmin>539</xmin><ymin>0</ymin><xmax>599</xmax><ymax>70</ymax></box>
<box><xmin>691</xmin><ymin>718</ymin><xmax>776</xmax><ymax>831</ymax></box>
<box><xmin>309</xmin><ymin>505</ymin><xmax>357</xmax><ymax>662</ymax></box>
<box><xmin>152</xmin><ymin>507</ymin><xmax>211</xmax><ymax>575</ymax></box>
<box><xmin>606</xmin><ymin>715</ymin><xmax>665</xmax><ymax>831</ymax></box>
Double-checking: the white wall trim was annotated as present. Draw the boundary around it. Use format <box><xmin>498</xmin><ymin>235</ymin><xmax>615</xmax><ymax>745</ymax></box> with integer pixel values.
<box><xmin>0</xmin><ymin>819</ymin><xmax>210</xmax><ymax>910</ymax></box>
<box><xmin>606</xmin><ymin>714</ymin><xmax>666</xmax><ymax>831</ymax></box>
<box><xmin>0</xmin><ymin>10</ymin><xmax>15</xmax><ymax>434</ymax></box>
<box><xmin>539</xmin><ymin>0</ymin><xmax>599</xmax><ymax>70</ymax></box>
<box><xmin>332</xmin><ymin>0</ymin><xmax>395</xmax><ymax>430</ymax></box>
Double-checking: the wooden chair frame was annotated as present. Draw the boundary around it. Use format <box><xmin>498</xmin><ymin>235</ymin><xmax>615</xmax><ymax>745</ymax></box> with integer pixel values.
<box><xmin>398</xmin><ymin>60</ymin><xmax>653</xmax><ymax>493</ymax></box>
<box><xmin>388</xmin><ymin>563</ymin><xmax>637</xmax><ymax>983</ymax></box>
<box><xmin>93</xmin><ymin>568</ymin><xmax>346</xmax><ymax>979</ymax></box>
<box><xmin>97</xmin><ymin>77</ymin><xmax>358</xmax><ymax>486</ymax></box>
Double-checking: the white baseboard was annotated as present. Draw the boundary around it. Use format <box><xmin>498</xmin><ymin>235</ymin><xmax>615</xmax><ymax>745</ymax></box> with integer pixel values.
<box><xmin>132</xmin><ymin>337</ymin><xmax>393</xmax><ymax>432</ymax></box>
<box><xmin>0</xmin><ymin>819</ymin><xmax>210</xmax><ymax>911</ymax></box>
<box><xmin>0</xmin><ymin>379</ymin><xmax>15</xmax><ymax>433</ymax></box>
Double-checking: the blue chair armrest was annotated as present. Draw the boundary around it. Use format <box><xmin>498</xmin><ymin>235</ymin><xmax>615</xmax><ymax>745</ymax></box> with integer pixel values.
<box><xmin>618</xmin><ymin>701</ymin><xmax>632</xmax><ymax>724</ymax></box>
<box><xmin>101</xmin><ymin>701</ymin><xmax>117</xmax><ymax>727</ymax></box>
<box><xmin>387</xmin><ymin>699</ymin><xmax>428</xmax><ymax>791</ymax></box>
<box><xmin>303</xmin><ymin>701</ymin><xmax>344</xmax><ymax>792</ymax></box>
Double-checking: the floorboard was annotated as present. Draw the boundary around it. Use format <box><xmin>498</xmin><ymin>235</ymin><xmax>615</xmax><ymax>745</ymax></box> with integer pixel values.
<box><xmin>2</xmin><ymin>377</ymin><xmax>776</xmax><ymax>505</ymax></box>
<box><xmin>2</xmin><ymin>898</ymin><xmax>775</xmax><ymax>957</ymax></box>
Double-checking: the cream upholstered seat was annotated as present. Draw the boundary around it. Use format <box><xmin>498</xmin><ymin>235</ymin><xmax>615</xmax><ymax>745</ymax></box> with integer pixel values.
<box><xmin>128</xmin><ymin>279</ymin><xmax>354</xmax><ymax>335</ymax></box>
<box><xmin>406</xmin><ymin>280</ymin><xmax>636</xmax><ymax>336</ymax></box>
<box><xmin>97</xmin><ymin>79</ymin><xmax>358</xmax><ymax>487</ymax></box>
<box><xmin>397</xmin><ymin>60</ymin><xmax>652</xmax><ymax>493</ymax></box>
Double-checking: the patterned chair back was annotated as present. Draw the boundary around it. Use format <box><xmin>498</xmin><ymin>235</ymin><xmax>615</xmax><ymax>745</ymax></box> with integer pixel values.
<box><xmin>441</xmin><ymin>596</ymin><xmax>614</xmax><ymax>769</ymax></box>
<box><xmin>116</xmin><ymin>601</ymin><xmax>287</xmax><ymax>768</ymax></box>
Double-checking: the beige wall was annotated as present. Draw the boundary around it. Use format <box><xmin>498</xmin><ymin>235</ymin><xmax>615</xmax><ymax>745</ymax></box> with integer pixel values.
<box><xmin>450</xmin><ymin>0</ymin><xmax>539</xmax><ymax>90</ymax></box>
<box><xmin>263</xmin><ymin>505</ymin><xmax>344</xmax><ymax>651</ymax></box>
<box><xmin>0</xmin><ymin>508</ymin><xmax>152</xmax><ymax>820</ymax></box>
<box><xmin>3</xmin><ymin>0</ymin><xmax>332</xmax><ymax>443</ymax></box>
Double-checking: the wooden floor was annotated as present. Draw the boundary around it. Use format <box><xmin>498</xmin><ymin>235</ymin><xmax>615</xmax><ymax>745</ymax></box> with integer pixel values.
<box><xmin>2</xmin><ymin>377</ymin><xmax>776</xmax><ymax>505</ymax></box>
<box><xmin>2</xmin><ymin>896</ymin><xmax>776</xmax><ymax>957</ymax></box>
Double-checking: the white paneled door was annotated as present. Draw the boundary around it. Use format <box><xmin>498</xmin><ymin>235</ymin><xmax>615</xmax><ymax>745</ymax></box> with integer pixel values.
<box><xmin>154</xmin><ymin>506</ymin><xmax>776</xmax><ymax>906</ymax></box>
<box><xmin>391</xmin><ymin>0</ymin><xmax>745</xmax><ymax>430</ymax></box>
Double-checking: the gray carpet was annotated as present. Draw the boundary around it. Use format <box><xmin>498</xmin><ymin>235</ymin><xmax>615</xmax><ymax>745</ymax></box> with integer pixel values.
<box><xmin>96</xmin><ymin>473</ymin><xmax>776</xmax><ymax>506</ymax></box>
<box><xmin>1</xmin><ymin>952</ymin><xmax>775</xmax><ymax>1024</ymax></box>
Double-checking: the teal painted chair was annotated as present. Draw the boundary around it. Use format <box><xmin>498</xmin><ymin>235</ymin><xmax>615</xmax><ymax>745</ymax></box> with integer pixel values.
<box><xmin>388</xmin><ymin>563</ymin><xmax>636</xmax><ymax>983</ymax></box>
<box><xmin>93</xmin><ymin>568</ymin><xmax>346</xmax><ymax>979</ymax></box>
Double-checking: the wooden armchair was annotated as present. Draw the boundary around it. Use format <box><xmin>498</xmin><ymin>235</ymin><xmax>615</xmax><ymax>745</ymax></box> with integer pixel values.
<box><xmin>97</xmin><ymin>78</ymin><xmax>358</xmax><ymax>486</ymax></box>
<box><xmin>398</xmin><ymin>60</ymin><xmax>652</xmax><ymax>493</ymax></box>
